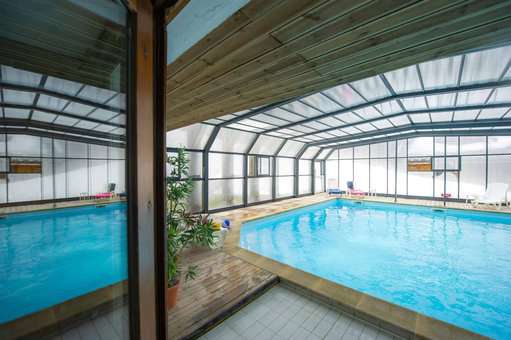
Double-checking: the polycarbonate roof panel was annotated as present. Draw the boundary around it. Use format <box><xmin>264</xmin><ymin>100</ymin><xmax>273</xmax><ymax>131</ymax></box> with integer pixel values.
<box><xmin>266</xmin><ymin>108</ymin><xmax>304</xmax><ymax>122</ymax></box>
<box><xmin>250</xmin><ymin>135</ymin><xmax>284</xmax><ymax>155</ymax></box>
<box><xmin>430</xmin><ymin>111</ymin><xmax>453</xmax><ymax>122</ymax></box>
<box><xmin>401</xmin><ymin>96</ymin><xmax>428</xmax><ymax>110</ymax></box>
<box><xmin>316</xmin><ymin>148</ymin><xmax>331</xmax><ymax>159</ymax></box>
<box><xmin>410</xmin><ymin>113</ymin><xmax>431</xmax><ymax>123</ymax></box>
<box><xmin>374</xmin><ymin>100</ymin><xmax>402</xmax><ymax>115</ymax></box>
<box><xmin>303</xmin><ymin>121</ymin><xmax>331</xmax><ymax>130</ymax></box>
<box><xmin>278</xmin><ymin>140</ymin><xmax>304</xmax><ymax>157</ymax></box>
<box><xmin>210</xmin><ymin>127</ymin><xmax>256</xmax><ymax>152</ymax></box>
<box><xmin>301</xmin><ymin>146</ymin><xmax>320</xmax><ymax>159</ymax></box>
<box><xmin>384</xmin><ymin>65</ymin><xmax>422</xmax><ymax>93</ymax></box>
<box><xmin>461</xmin><ymin>45</ymin><xmax>511</xmax><ymax>85</ymax></box>
<box><xmin>452</xmin><ymin>109</ymin><xmax>479</xmax><ymax>121</ymax></box>
<box><xmin>0</xmin><ymin>64</ymin><xmax>127</xmax><ymax>144</ymax></box>
<box><xmin>4</xmin><ymin>108</ymin><xmax>30</xmax><ymax>119</ymax></box>
<box><xmin>36</xmin><ymin>94</ymin><xmax>68</xmax><ymax>111</ymax></box>
<box><xmin>419</xmin><ymin>55</ymin><xmax>461</xmax><ymax>89</ymax></box>
<box><xmin>291</xmin><ymin>125</ymin><xmax>315</xmax><ymax>133</ymax></box>
<box><xmin>350</xmin><ymin>75</ymin><xmax>390</xmax><ymax>101</ymax></box>
<box><xmin>196</xmin><ymin>44</ymin><xmax>511</xmax><ymax>150</ymax></box>
<box><xmin>236</xmin><ymin>118</ymin><xmax>275</xmax><ymax>130</ymax></box>
<box><xmin>388</xmin><ymin>115</ymin><xmax>410</xmax><ymax>126</ymax></box>
<box><xmin>322</xmin><ymin>84</ymin><xmax>365</xmax><ymax>107</ymax></box>
<box><xmin>477</xmin><ymin>107</ymin><xmax>508</xmax><ymax>119</ymax></box>
<box><xmin>426</xmin><ymin>93</ymin><xmax>456</xmax><ymax>108</ymax></box>
<box><xmin>456</xmin><ymin>89</ymin><xmax>492</xmax><ymax>106</ymax></box>
<box><xmin>252</xmin><ymin>113</ymin><xmax>289</xmax><ymax>126</ymax></box>
<box><xmin>227</xmin><ymin>122</ymin><xmax>263</xmax><ymax>132</ymax></box>
<box><xmin>318</xmin><ymin>116</ymin><xmax>344</xmax><ymax>126</ymax></box>
<box><xmin>282</xmin><ymin>101</ymin><xmax>323</xmax><ymax>117</ymax></box>
<box><xmin>3</xmin><ymin>89</ymin><xmax>35</xmax><ymax>104</ymax></box>
<box><xmin>487</xmin><ymin>86</ymin><xmax>511</xmax><ymax>103</ymax></box>
<box><xmin>301</xmin><ymin>93</ymin><xmax>342</xmax><ymax>113</ymax></box>
<box><xmin>371</xmin><ymin>119</ymin><xmax>393</xmax><ymax>129</ymax></box>
<box><xmin>44</xmin><ymin>76</ymin><xmax>82</xmax><ymax>96</ymax></box>
<box><xmin>32</xmin><ymin>110</ymin><xmax>57</xmax><ymax>123</ymax></box>
<box><xmin>1</xmin><ymin>65</ymin><xmax>42</xmax><ymax>87</ymax></box>
<box><xmin>336</xmin><ymin>112</ymin><xmax>362</xmax><ymax>124</ymax></box>
<box><xmin>354</xmin><ymin>106</ymin><xmax>382</xmax><ymax>120</ymax></box>
<box><xmin>78</xmin><ymin>85</ymin><xmax>117</xmax><ymax>103</ymax></box>
<box><xmin>167</xmin><ymin>123</ymin><xmax>213</xmax><ymax>149</ymax></box>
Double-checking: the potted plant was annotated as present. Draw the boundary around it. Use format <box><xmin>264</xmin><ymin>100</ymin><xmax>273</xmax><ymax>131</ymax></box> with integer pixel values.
<box><xmin>166</xmin><ymin>148</ymin><xmax>215</xmax><ymax>309</ymax></box>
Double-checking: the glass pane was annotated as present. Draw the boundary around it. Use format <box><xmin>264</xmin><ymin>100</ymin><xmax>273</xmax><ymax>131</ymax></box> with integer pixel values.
<box><xmin>354</xmin><ymin>145</ymin><xmax>369</xmax><ymax>158</ymax></box>
<box><xmin>397</xmin><ymin>158</ymin><xmax>407</xmax><ymax>194</ymax></box>
<box><xmin>370</xmin><ymin>159</ymin><xmax>387</xmax><ymax>194</ymax></box>
<box><xmin>408</xmin><ymin>172</ymin><xmax>432</xmax><ymax>196</ymax></box>
<box><xmin>299</xmin><ymin>176</ymin><xmax>312</xmax><ymax>194</ymax></box>
<box><xmin>388</xmin><ymin>158</ymin><xmax>396</xmax><ymax>195</ymax></box>
<box><xmin>211</xmin><ymin>127</ymin><xmax>256</xmax><ymax>153</ymax></box>
<box><xmin>339</xmin><ymin>159</ymin><xmax>353</xmax><ymax>190</ymax></box>
<box><xmin>0</xmin><ymin>1</ymin><xmax>130</xmax><ymax>338</ymax></box>
<box><xmin>354</xmin><ymin>159</ymin><xmax>369</xmax><ymax>191</ymax></box>
<box><xmin>370</xmin><ymin>142</ymin><xmax>387</xmax><ymax>158</ymax></box>
<box><xmin>339</xmin><ymin>148</ymin><xmax>353</xmax><ymax>159</ymax></box>
<box><xmin>446</xmin><ymin>172</ymin><xmax>459</xmax><ymax>199</ymax></box>
<box><xmin>488</xmin><ymin>155</ymin><xmax>511</xmax><ymax>189</ymax></box>
<box><xmin>460</xmin><ymin>136</ymin><xmax>486</xmax><ymax>155</ymax></box>
<box><xmin>326</xmin><ymin>160</ymin><xmax>339</xmax><ymax>189</ymax></box>
<box><xmin>299</xmin><ymin>160</ymin><xmax>311</xmax><ymax>175</ymax></box>
<box><xmin>488</xmin><ymin>136</ymin><xmax>511</xmax><ymax>154</ymax></box>
<box><xmin>460</xmin><ymin>156</ymin><xmax>486</xmax><ymax>198</ymax></box>
<box><xmin>408</xmin><ymin>137</ymin><xmax>433</xmax><ymax>157</ymax></box>
<box><xmin>277</xmin><ymin>176</ymin><xmax>294</xmax><ymax>198</ymax></box>
<box><xmin>209</xmin><ymin>153</ymin><xmax>243</xmax><ymax>178</ymax></box>
<box><xmin>209</xmin><ymin>179</ymin><xmax>243</xmax><ymax>210</ymax></box>
<box><xmin>446</xmin><ymin>137</ymin><xmax>459</xmax><ymax>156</ymax></box>
<box><xmin>248</xmin><ymin>177</ymin><xmax>272</xmax><ymax>203</ymax></box>
<box><xmin>277</xmin><ymin>157</ymin><xmax>294</xmax><ymax>176</ymax></box>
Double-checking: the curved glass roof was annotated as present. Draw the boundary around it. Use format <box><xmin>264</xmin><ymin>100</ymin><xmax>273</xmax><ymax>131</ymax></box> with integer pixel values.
<box><xmin>193</xmin><ymin>44</ymin><xmax>511</xmax><ymax>155</ymax></box>
<box><xmin>0</xmin><ymin>64</ymin><xmax>126</xmax><ymax>146</ymax></box>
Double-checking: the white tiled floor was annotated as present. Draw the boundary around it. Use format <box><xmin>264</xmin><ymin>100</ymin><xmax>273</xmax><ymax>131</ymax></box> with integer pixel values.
<box><xmin>200</xmin><ymin>285</ymin><xmax>399</xmax><ymax>340</ymax></box>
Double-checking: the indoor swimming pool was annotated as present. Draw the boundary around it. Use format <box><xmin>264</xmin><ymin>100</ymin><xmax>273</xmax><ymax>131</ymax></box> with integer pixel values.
<box><xmin>240</xmin><ymin>199</ymin><xmax>511</xmax><ymax>339</ymax></box>
<box><xmin>0</xmin><ymin>203</ymin><xmax>127</xmax><ymax>323</ymax></box>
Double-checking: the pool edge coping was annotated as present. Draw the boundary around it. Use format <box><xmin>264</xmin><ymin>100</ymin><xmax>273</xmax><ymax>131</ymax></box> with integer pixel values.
<box><xmin>222</xmin><ymin>195</ymin><xmax>490</xmax><ymax>340</ymax></box>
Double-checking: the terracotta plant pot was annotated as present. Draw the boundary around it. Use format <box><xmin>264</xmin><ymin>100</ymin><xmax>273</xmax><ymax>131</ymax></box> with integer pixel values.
<box><xmin>166</xmin><ymin>281</ymin><xmax>180</xmax><ymax>309</ymax></box>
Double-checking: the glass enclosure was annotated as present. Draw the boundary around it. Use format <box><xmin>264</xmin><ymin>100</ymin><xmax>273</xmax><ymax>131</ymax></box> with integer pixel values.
<box><xmin>0</xmin><ymin>1</ymin><xmax>131</xmax><ymax>338</ymax></box>
<box><xmin>324</xmin><ymin>136</ymin><xmax>511</xmax><ymax>200</ymax></box>
<box><xmin>167</xmin><ymin>43</ymin><xmax>511</xmax><ymax>211</ymax></box>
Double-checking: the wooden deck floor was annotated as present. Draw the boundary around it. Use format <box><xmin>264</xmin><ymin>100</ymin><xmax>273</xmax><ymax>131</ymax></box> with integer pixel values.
<box><xmin>167</xmin><ymin>248</ymin><xmax>277</xmax><ymax>340</ymax></box>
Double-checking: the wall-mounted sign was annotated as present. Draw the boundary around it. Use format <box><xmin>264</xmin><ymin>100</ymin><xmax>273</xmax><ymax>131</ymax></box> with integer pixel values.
<box><xmin>10</xmin><ymin>158</ymin><xmax>42</xmax><ymax>174</ymax></box>
<box><xmin>407</xmin><ymin>157</ymin><xmax>432</xmax><ymax>171</ymax></box>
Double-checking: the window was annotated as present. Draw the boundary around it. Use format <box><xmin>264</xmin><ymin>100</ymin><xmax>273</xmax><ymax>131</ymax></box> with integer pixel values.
<box><xmin>248</xmin><ymin>155</ymin><xmax>271</xmax><ymax>176</ymax></box>
<box><xmin>0</xmin><ymin>1</ymin><xmax>132</xmax><ymax>338</ymax></box>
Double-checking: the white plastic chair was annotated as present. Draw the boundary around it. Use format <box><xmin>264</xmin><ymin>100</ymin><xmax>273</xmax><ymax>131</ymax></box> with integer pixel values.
<box><xmin>472</xmin><ymin>183</ymin><xmax>509</xmax><ymax>209</ymax></box>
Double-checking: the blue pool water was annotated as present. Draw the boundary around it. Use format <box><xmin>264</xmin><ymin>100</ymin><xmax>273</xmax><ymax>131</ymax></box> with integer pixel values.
<box><xmin>240</xmin><ymin>199</ymin><xmax>511</xmax><ymax>339</ymax></box>
<box><xmin>0</xmin><ymin>203</ymin><xmax>127</xmax><ymax>323</ymax></box>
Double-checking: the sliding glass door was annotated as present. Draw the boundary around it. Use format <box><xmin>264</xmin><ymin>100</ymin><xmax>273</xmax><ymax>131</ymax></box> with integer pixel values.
<box><xmin>0</xmin><ymin>1</ymin><xmax>132</xmax><ymax>338</ymax></box>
